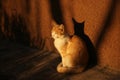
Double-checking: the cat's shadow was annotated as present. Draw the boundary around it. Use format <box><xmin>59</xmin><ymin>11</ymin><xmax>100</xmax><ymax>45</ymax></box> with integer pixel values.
<box><xmin>73</xmin><ymin>19</ymin><xmax>97</xmax><ymax>68</ymax></box>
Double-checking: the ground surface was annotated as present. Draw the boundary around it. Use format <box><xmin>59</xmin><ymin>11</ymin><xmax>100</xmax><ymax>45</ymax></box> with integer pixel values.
<box><xmin>0</xmin><ymin>40</ymin><xmax>120</xmax><ymax>80</ymax></box>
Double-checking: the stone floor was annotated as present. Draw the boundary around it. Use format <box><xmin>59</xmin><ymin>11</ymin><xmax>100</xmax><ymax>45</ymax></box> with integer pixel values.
<box><xmin>0</xmin><ymin>40</ymin><xmax>120</xmax><ymax>80</ymax></box>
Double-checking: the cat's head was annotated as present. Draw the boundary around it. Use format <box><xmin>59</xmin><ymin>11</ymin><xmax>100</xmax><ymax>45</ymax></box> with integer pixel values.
<box><xmin>51</xmin><ymin>21</ymin><xmax>65</xmax><ymax>39</ymax></box>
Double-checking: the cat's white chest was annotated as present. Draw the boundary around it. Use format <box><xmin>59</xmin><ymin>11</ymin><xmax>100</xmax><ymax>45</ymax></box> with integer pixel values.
<box><xmin>54</xmin><ymin>37</ymin><xmax>69</xmax><ymax>51</ymax></box>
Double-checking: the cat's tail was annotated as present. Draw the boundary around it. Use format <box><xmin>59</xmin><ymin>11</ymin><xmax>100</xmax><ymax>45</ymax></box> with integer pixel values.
<box><xmin>57</xmin><ymin>62</ymin><xmax>86</xmax><ymax>74</ymax></box>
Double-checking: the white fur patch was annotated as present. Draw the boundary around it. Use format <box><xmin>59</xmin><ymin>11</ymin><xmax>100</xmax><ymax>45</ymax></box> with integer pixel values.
<box><xmin>54</xmin><ymin>36</ymin><xmax>69</xmax><ymax>53</ymax></box>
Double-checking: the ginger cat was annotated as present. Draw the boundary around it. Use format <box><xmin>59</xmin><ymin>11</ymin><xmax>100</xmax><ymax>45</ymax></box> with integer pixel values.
<box><xmin>51</xmin><ymin>21</ymin><xmax>89</xmax><ymax>73</ymax></box>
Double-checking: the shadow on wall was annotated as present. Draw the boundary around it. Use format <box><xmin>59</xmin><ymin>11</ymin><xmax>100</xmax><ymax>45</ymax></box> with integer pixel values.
<box><xmin>50</xmin><ymin>0</ymin><xmax>63</xmax><ymax>24</ymax></box>
<box><xmin>73</xmin><ymin>19</ymin><xmax>97</xmax><ymax>68</ymax></box>
<box><xmin>0</xmin><ymin>10</ymin><xmax>30</xmax><ymax>45</ymax></box>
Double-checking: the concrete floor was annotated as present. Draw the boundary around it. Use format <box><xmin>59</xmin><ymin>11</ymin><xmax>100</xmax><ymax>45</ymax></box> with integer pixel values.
<box><xmin>0</xmin><ymin>40</ymin><xmax>120</xmax><ymax>80</ymax></box>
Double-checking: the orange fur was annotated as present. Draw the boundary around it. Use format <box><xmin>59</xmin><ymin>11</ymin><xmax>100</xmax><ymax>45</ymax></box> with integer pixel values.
<box><xmin>51</xmin><ymin>22</ymin><xmax>89</xmax><ymax>73</ymax></box>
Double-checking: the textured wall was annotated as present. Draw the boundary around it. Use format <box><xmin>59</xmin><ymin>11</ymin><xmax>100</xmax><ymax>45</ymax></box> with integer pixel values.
<box><xmin>97</xmin><ymin>1</ymin><xmax>120</xmax><ymax>70</ymax></box>
<box><xmin>0</xmin><ymin>0</ymin><xmax>120</xmax><ymax>71</ymax></box>
<box><xmin>0</xmin><ymin>0</ymin><xmax>53</xmax><ymax>50</ymax></box>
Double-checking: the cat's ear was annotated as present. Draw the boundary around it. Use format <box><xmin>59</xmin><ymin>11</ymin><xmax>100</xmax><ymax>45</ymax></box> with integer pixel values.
<box><xmin>59</xmin><ymin>24</ymin><xmax>64</xmax><ymax>32</ymax></box>
<box><xmin>59</xmin><ymin>24</ymin><xmax>64</xmax><ymax>29</ymax></box>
